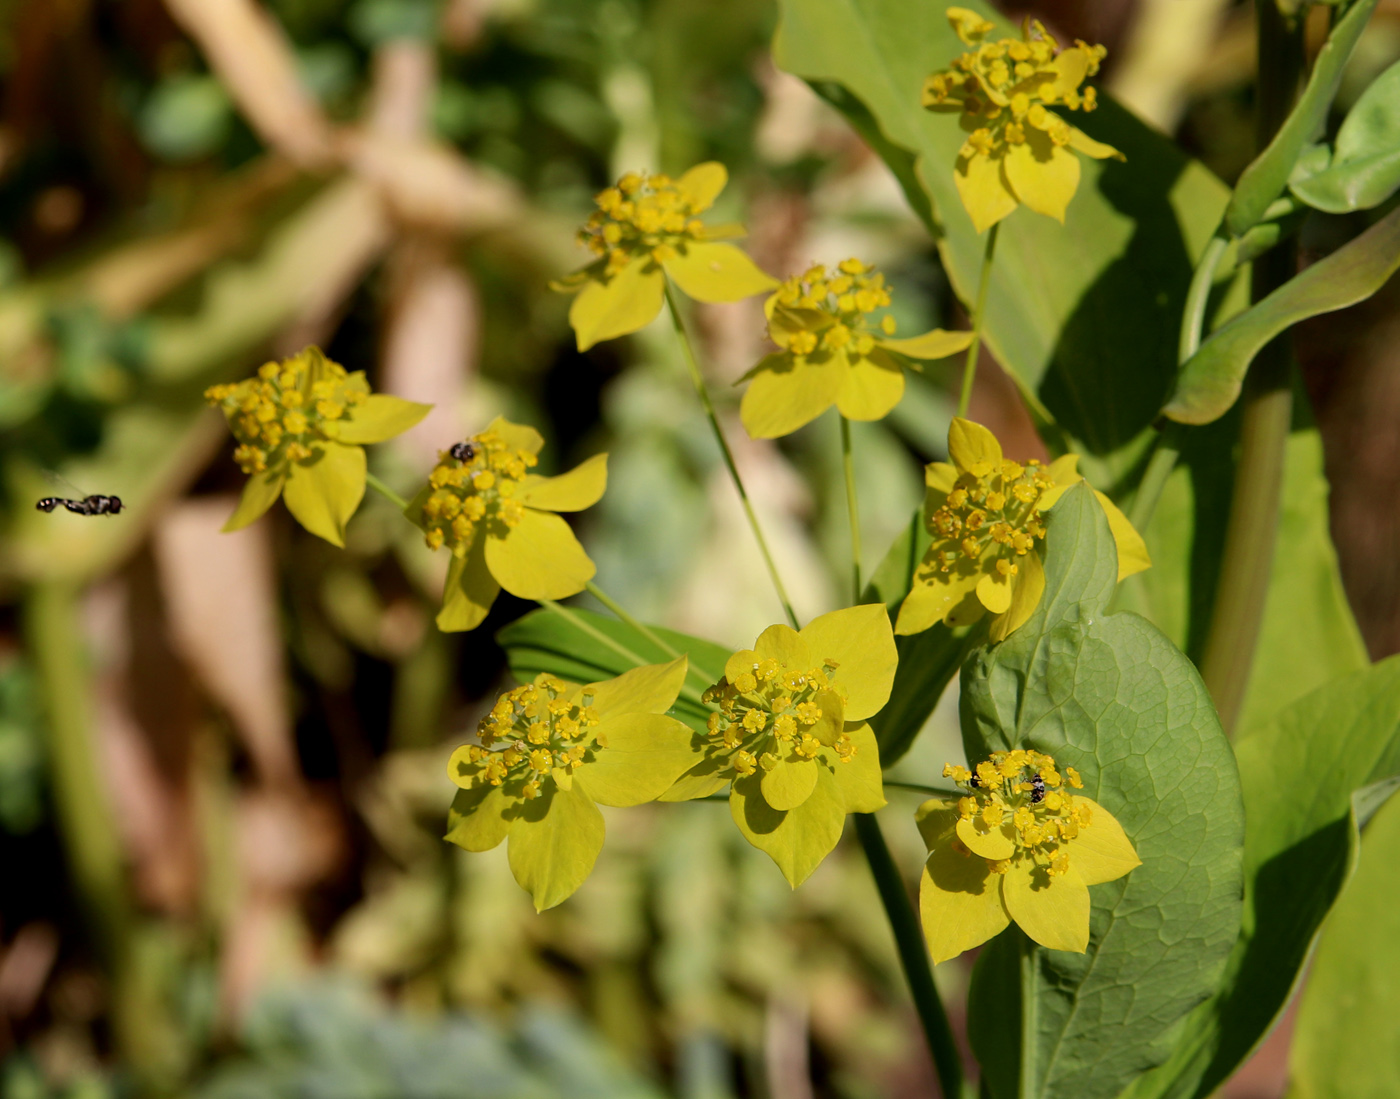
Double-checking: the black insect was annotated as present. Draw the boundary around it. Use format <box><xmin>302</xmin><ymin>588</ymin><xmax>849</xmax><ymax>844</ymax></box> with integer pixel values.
<box><xmin>36</xmin><ymin>494</ymin><xmax>124</xmax><ymax>516</ymax></box>
<box><xmin>1030</xmin><ymin>774</ymin><xmax>1046</xmax><ymax>804</ymax></box>
<box><xmin>449</xmin><ymin>441</ymin><xmax>477</xmax><ymax>463</ymax></box>
<box><xmin>968</xmin><ymin>771</ymin><xmax>981</xmax><ymax>789</ymax></box>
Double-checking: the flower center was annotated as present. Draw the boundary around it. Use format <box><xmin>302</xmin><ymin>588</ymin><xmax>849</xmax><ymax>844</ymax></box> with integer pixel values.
<box><xmin>768</xmin><ymin>258</ymin><xmax>897</xmax><ymax>358</ymax></box>
<box><xmin>702</xmin><ymin>656</ymin><xmax>855</xmax><ymax>777</ymax></box>
<box><xmin>206</xmin><ymin>359</ymin><xmax>366</xmax><ymax>474</ymax></box>
<box><xmin>419</xmin><ymin>429</ymin><xmax>538</xmax><ymax>553</ymax></box>
<box><xmin>923</xmin><ymin>22</ymin><xmax>1105</xmax><ymax>160</ymax></box>
<box><xmin>945</xmin><ymin>750</ymin><xmax>1086</xmax><ymax>875</ymax></box>
<box><xmin>460</xmin><ymin>675</ymin><xmax>602</xmax><ymax>800</ymax></box>
<box><xmin>925</xmin><ymin>459</ymin><xmax>1053</xmax><ymax>576</ymax></box>
<box><xmin>578</xmin><ymin>171</ymin><xmax>707</xmax><ymax>275</ymax></box>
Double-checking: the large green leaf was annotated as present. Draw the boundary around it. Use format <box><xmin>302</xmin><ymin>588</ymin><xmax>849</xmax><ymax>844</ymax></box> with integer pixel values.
<box><xmin>497</xmin><ymin>608</ymin><xmax>730</xmax><ymax>735</ymax></box>
<box><xmin>1165</xmin><ymin>204</ymin><xmax>1400</xmax><ymax>425</ymax></box>
<box><xmin>1291</xmin><ymin>59</ymin><xmax>1400</xmax><ymax>214</ymax></box>
<box><xmin>861</xmin><ymin>510</ymin><xmax>972</xmax><ymax>767</ymax></box>
<box><xmin>1116</xmin><ymin>420</ymin><xmax>1369</xmax><ymax>736</ymax></box>
<box><xmin>1122</xmin><ymin>655</ymin><xmax>1400</xmax><ymax>1099</ymax></box>
<box><xmin>961</xmin><ymin>485</ymin><xmax>1244</xmax><ymax>1099</ymax></box>
<box><xmin>773</xmin><ymin>0</ymin><xmax>1235</xmax><ymax>470</ymax></box>
<box><xmin>1287</xmin><ymin>793</ymin><xmax>1400</xmax><ymax>1099</ymax></box>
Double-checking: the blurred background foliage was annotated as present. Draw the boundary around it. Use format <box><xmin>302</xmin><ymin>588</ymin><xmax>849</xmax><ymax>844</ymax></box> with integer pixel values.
<box><xmin>0</xmin><ymin>0</ymin><xmax>1396</xmax><ymax>1096</ymax></box>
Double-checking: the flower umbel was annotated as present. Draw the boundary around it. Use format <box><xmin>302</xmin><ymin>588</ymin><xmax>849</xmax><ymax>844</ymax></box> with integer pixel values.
<box><xmin>205</xmin><ymin>346</ymin><xmax>429</xmax><ymax>546</ymax></box>
<box><xmin>923</xmin><ymin>9</ymin><xmax>1124</xmax><ymax>232</ymax></box>
<box><xmin>739</xmin><ymin>258</ymin><xmax>972</xmax><ymax>438</ymax></box>
<box><xmin>918</xmin><ymin>749</ymin><xmax>1140</xmax><ymax>961</ymax></box>
<box><xmin>554</xmin><ymin>163</ymin><xmax>779</xmax><ymax>351</ymax></box>
<box><xmin>446</xmin><ymin>659</ymin><xmax>697</xmax><ymax>910</ymax></box>
<box><xmin>408</xmin><ymin>417</ymin><xmax>607</xmax><ymax>632</ymax></box>
<box><xmin>896</xmin><ymin>418</ymin><xmax>1149</xmax><ymax>641</ymax></box>
<box><xmin>663</xmin><ymin>605</ymin><xmax>896</xmax><ymax>886</ymax></box>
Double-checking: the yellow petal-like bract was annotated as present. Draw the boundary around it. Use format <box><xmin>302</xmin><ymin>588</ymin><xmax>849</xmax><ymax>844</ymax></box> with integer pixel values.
<box><xmin>409</xmin><ymin>417</ymin><xmax>607</xmax><ymax>631</ymax></box>
<box><xmin>896</xmin><ymin>417</ymin><xmax>1149</xmax><ymax>642</ymax></box>
<box><xmin>740</xmin><ymin>259</ymin><xmax>971</xmax><ymax>439</ymax></box>
<box><xmin>923</xmin><ymin>13</ymin><xmax>1124</xmax><ymax>232</ymax></box>
<box><xmin>919</xmin><ymin>750</ymin><xmax>1140</xmax><ymax>962</ymax></box>
<box><xmin>555</xmin><ymin>165</ymin><xmax>778</xmax><ymax>350</ymax></box>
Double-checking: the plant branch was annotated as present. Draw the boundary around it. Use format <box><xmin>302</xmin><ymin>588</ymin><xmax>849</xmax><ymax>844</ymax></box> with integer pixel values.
<box><xmin>840</xmin><ymin>416</ymin><xmax>862</xmax><ymax>604</ymax></box>
<box><xmin>365</xmin><ymin>470</ymin><xmax>410</xmax><ymax>510</ymax></box>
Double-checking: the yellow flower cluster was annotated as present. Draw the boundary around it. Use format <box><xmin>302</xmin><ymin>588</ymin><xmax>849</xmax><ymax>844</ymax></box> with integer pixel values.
<box><xmin>578</xmin><ymin>171</ymin><xmax>712</xmax><ymax>277</ymax></box>
<box><xmin>418</xmin><ymin>429</ymin><xmax>539</xmax><ymax>554</ymax></box>
<box><xmin>702</xmin><ymin>654</ymin><xmax>857</xmax><ymax>780</ymax></box>
<box><xmin>926</xmin><ymin>456</ymin><xmax>1052</xmax><ymax>581</ymax></box>
<box><xmin>768</xmin><ymin>258</ymin><xmax>897</xmax><ymax>358</ymax></box>
<box><xmin>462</xmin><ymin>675</ymin><xmax>603</xmax><ymax>801</ymax></box>
<box><xmin>923</xmin><ymin>9</ymin><xmax>1121</xmax><ymax>231</ymax></box>
<box><xmin>205</xmin><ymin>357</ymin><xmax>368</xmax><ymax>475</ymax></box>
<box><xmin>945</xmin><ymin>749</ymin><xmax>1086</xmax><ymax>877</ymax></box>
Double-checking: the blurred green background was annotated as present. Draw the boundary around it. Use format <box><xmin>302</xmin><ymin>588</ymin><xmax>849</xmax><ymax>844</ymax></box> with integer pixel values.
<box><xmin>0</xmin><ymin>1</ymin><xmax>1397</xmax><ymax>1096</ymax></box>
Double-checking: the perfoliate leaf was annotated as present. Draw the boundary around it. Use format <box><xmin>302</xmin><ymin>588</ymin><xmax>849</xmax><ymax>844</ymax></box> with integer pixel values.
<box><xmin>962</xmin><ymin>485</ymin><xmax>1244</xmax><ymax>1099</ymax></box>
<box><xmin>333</xmin><ymin>394</ymin><xmax>431</xmax><ymax>444</ymax></box>
<box><xmin>223</xmin><ymin>468</ymin><xmax>286</xmax><ymax>532</ymax></box>
<box><xmin>729</xmin><ymin>766</ymin><xmax>845</xmax><ymax>888</ymax></box>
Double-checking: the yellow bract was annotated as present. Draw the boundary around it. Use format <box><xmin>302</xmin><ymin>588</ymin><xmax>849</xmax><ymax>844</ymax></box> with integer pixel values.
<box><xmin>923</xmin><ymin>10</ymin><xmax>1123</xmax><ymax>232</ymax></box>
<box><xmin>553</xmin><ymin>163</ymin><xmax>779</xmax><ymax>350</ymax></box>
<box><xmin>662</xmin><ymin>605</ymin><xmax>896</xmax><ymax>887</ymax></box>
<box><xmin>445</xmin><ymin>659</ymin><xmax>698</xmax><ymax>910</ymax></box>
<box><xmin>739</xmin><ymin>258</ymin><xmax>973</xmax><ymax>438</ymax></box>
<box><xmin>204</xmin><ymin>346</ymin><xmax>430</xmax><ymax>546</ymax></box>
<box><xmin>918</xmin><ymin>749</ymin><xmax>1140</xmax><ymax>962</ymax></box>
<box><xmin>896</xmin><ymin>418</ymin><xmax>1149</xmax><ymax>642</ymax></box>
<box><xmin>407</xmin><ymin>417</ymin><xmax>608</xmax><ymax>632</ymax></box>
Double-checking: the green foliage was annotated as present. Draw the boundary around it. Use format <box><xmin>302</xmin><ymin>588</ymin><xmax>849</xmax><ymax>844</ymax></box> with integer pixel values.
<box><xmin>1224</xmin><ymin>0</ymin><xmax>1381</xmax><ymax>237</ymax></box>
<box><xmin>961</xmin><ymin>486</ymin><xmax>1244</xmax><ymax>1099</ymax></box>
<box><xmin>1288</xmin><ymin>795</ymin><xmax>1400</xmax><ymax>1099</ymax></box>
<box><xmin>772</xmin><ymin>0</ymin><xmax>1233</xmax><ymax>472</ymax></box>
<box><xmin>1291</xmin><ymin>59</ymin><xmax>1400</xmax><ymax>213</ymax></box>
<box><xmin>1124</xmin><ymin>655</ymin><xmax>1400</xmax><ymax>1099</ymax></box>
<box><xmin>1165</xmin><ymin>206</ymin><xmax>1400</xmax><ymax>425</ymax></box>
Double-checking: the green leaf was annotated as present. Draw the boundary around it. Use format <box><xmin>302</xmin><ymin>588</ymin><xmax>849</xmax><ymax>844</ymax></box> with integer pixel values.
<box><xmin>1222</xmin><ymin>0</ymin><xmax>1380</xmax><ymax>235</ymax></box>
<box><xmin>506</xmin><ymin>782</ymin><xmax>605</xmax><ymax>912</ymax></box>
<box><xmin>1288</xmin><ymin>794</ymin><xmax>1400</xmax><ymax>1099</ymax></box>
<box><xmin>1291</xmin><ymin>60</ymin><xmax>1400</xmax><ymax>213</ymax></box>
<box><xmin>444</xmin><ymin>783</ymin><xmax>510</xmax><ymax>853</ymax></box>
<box><xmin>1116</xmin><ymin>422</ymin><xmax>1369</xmax><ymax>736</ymax></box>
<box><xmin>223</xmin><ymin>468</ymin><xmax>287</xmax><ymax>532</ymax></box>
<box><xmin>281</xmin><ymin>441</ymin><xmax>367</xmax><ymax>547</ymax></box>
<box><xmin>962</xmin><ymin>484</ymin><xmax>1244</xmax><ymax>1099</ymax></box>
<box><xmin>1121</xmin><ymin>655</ymin><xmax>1400</xmax><ymax>1099</ymax></box>
<box><xmin>498</xmin><ymin>608</ymin><xmax>731</xmax><ymax>735</ymax></box>
<box><xmin>1165</xmin><ymin>204</ymin><xmax>1400</xmax><ymax>424</ymax></box>
<box><xmin>862</xmin><ymin>510</ymin><xmax>973</xmax><ymax>766</ymax></box>
<box><xmin>773</xmin><ymin>0</ymin><xmax>1236</xmax><ymax>465</ymax></box>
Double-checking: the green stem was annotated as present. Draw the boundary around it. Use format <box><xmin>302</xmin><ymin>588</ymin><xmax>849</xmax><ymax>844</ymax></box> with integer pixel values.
<box><xmin>853</xmin><ymin>813</ymin><xmax>964</xmax><ymax>1099</ymax></box>
<box><xmin>884</xmin><ymin>779</ymin><xmax>962</xmax><ymax>799</ymax></box>
<box><xmin>839</xmin><ymin>416</ymin><xmax>862</xmax><ymax>604</ymax></box>
<box><xmin>539</xmin><ymin>597</ymin><xmax>707</xmax><ymax>707</ymax></box>
<box><xmin>1198</xmin><ymin>3</ymin><xmax>1305</xmax><ymax>735</ymax></box>
<box><xmin>1019</xmin><ymin>931</ymin><xmax>1039</xmax><ymax>1099</ymax></box>
<box><xmin>957</xmin><ymin>223</ymin><xmax>1000</xmax><ymax>420</ymax></box>
<box><xmin>663</xmin><ymin>280</ymin><xmax>800</xmax><ymax>629</ymax></box>
<box><xmin>1126</xmin><ymin>425</ymin><xmax>1183</xmax><ymax>535</ymax></box>
<box><xmin>584</xmin><ymin>579</ymin><xmax>720</xmax><ymax>687</ymax></box>
<box><xmin>366</xmin><ymin>470</ymin><xmax>410</xmax><ymax>510</ymax></box>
